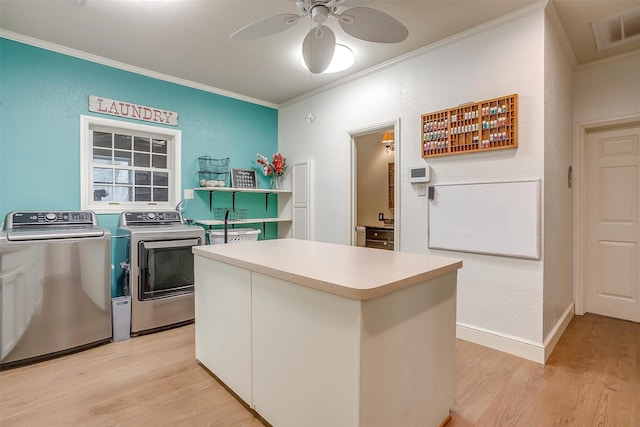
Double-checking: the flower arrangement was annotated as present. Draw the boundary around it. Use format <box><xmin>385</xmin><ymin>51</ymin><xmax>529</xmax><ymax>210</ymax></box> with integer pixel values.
<box><xmin>256</xmin><ymin>152</ymin><xmax>287</xmax><ymax>177</ymax></box>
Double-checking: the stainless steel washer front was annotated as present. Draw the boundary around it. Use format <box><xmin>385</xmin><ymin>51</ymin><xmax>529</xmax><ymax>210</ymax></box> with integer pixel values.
<box><xmin>0</xmin><ymin>210</ymin><xmax>112</xmax><ymax>369</ymax></box>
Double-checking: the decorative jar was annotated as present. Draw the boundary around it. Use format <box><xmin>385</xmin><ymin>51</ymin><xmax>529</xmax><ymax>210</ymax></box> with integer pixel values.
<box><xmin>271</xmin><ymin>175</ymin><xmax>283</xmax><ymax>190</ymax></box>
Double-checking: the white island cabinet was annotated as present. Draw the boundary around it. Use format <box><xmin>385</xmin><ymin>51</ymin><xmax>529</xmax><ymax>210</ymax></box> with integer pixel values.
<box><xmin>193</xmin><ymin>239</ymin><xmax>462</xmax><ymax>427</ymax></box>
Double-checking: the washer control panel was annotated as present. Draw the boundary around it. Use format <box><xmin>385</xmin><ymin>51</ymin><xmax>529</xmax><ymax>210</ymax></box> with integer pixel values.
<box><xmin>120</xmin><ymin>211</ymin><xmax>183</xmax><ymax>225</ymax></box>
<box><xmin>6</xmin><ymin>211</ymin><xmax>97</xmax><ymax>229</ymax></box>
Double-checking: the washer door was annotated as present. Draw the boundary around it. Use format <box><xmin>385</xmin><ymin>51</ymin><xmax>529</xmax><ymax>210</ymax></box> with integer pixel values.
<box><xmin>138</xmin><ymin>238</ymin><xmax>200</xmax><ymax>300</ymax></box>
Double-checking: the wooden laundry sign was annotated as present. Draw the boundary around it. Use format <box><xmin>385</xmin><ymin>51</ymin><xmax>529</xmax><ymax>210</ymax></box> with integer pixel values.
<box><xmin>89</xmin><ymin>95</ymin><xmax>178</xmax><ymax>126</ymax></box>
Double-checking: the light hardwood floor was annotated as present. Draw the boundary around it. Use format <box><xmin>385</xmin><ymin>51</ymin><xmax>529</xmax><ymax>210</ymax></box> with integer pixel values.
<box><xmin>450</xmin><ymin>313</ymin><xmax>639</xmax><ymax>426</ymax></box>
<box><xmin>1</xmin><ymin>313</ymin><xmax>638</xmax><ymax>426</ymax></box>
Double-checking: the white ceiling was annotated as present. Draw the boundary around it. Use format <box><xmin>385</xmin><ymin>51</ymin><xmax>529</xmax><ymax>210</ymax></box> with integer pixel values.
<box><xmin>1</xmin><ymin>0</ymin><xmax>639</xmax><ymax>106</ymax></box>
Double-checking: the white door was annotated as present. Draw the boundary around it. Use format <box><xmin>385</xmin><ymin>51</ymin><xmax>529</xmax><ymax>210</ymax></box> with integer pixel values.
<box><xmin>585</xmin><ymin>125</ymin><xmax>640</xmax><ymax>322</ymax></box>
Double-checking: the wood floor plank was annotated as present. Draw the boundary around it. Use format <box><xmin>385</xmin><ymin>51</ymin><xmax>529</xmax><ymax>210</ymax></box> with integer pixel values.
<box><xmin>0</xmin><ymin>325</ymin><xmax>263</xmax><ymax>427</ymax></box>
<box><xmin>1</xmin><ymin>314</ymin><xmax>638</xmax><ymax>426</ymax></box>
<box><xmin>450</xmin><ymin>314</ymin><xmax>640</xmax><ymax>427</ymax></box>
<box><xmin>452</xmin><ymin>340</ymin><xmax>526</xmax><ymax>425</ymax></box>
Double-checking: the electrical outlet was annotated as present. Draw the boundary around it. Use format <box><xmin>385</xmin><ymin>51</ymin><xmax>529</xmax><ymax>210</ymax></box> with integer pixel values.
<box><xmin>184</xmin><ymin>189</ymin><xmax>194</xmax><ymax>199</ymax></box>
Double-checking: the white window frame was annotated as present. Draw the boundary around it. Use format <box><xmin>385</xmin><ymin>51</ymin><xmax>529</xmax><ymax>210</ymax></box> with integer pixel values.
<box><xmin>80</xmin><ymin>115</ymin><xmax>181</xmax><ymax>214</ymax></box>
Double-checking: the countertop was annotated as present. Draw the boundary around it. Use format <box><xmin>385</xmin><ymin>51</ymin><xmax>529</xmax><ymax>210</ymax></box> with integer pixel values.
<box><xmin>362</xmin><ymin>224</ymin><xmax>394</xmax><ymax>230</ymax></box>
<box><xmin>193</xmin><ymin>239</ymin><xmax>461</xmax><ymax>300</ymax></box>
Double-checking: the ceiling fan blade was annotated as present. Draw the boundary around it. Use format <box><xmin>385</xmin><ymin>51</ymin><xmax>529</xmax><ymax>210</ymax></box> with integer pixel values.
<box><xmin>302</xmin><ymin>25</ymin><xmax>336</xmax><ymax>74</ymax></box>
<box><xmin>335</xmin><ymin>0</ymin><xmax>374</xmax><ymax>7</ymax></box>
<box><xmin>295</xmin><ymin>0</ymin><xmax>373</xmax><ymax>7</ymax></box>
<box><xmin>338</xmin><ymin>7</ymin><xmax>408</xmax><ymax>43</ymax></box>
<box><xmin>230</xmin><ymin>14</ymin><xmax>300</xmax><ymax>41</ymax></box>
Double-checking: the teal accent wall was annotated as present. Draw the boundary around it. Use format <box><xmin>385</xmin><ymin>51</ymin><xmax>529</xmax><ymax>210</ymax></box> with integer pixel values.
<box><xmin>0</xmin><ymin>38</ymin><xmax>278</xmax><ymax>234</ymax></box>
<box><xmin>1</xmin><ymin>38</ymin><xmax>279</xmax><ymax>297</ymax></box>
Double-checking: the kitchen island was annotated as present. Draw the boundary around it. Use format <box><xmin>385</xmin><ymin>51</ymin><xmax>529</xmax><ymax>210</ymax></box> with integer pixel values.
<box><xmin>193</xmin><ymin>239</ymin><xmax>462</xmax><ymax>427</ymax></box>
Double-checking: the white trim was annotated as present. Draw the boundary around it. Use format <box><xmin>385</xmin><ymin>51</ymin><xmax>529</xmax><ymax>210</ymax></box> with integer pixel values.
<box><xmin>574</xmin><ymin>114</ymin><xmax>640</xmax><ymax>316</ymax></box>
<box><xmin>456</xmin><ymin>323</ymin><xmax>545</xmax><ymax>364</ymax></box>
<box><xmin>0</xmin><ymin>30</ymin><xmax>277</xmax><ymax>110</ymax></box>
<box><xmin>547</xmin><ymin>7</ymin><xmax>640</xmax><ymax>72</ymax></box>
<box><xmin>2</xmin><ymin>1</ymin><xmax>546</xmax><ymax>110</ymax></box>
<box><xmin>456</xmin><ymin>303</ymin><xmax>574</xmax><ymax>364</ymax></box>
<box><xmin>542</xmin><ymin>303</ymin><xmax>574</xmax><ymax>362</ymax></box>
<box><xmin>348</xmin><ymin>119</ymin><xmax>401</xmax><ymax>250</ymax></box>
<box><xmin>280</xmin><ymin>0</ymin><xmax>547</xmax><ymax>107</ymax></box>
<box><xmin>80</xmin><ymin>115</ymin><xmax>182</xmax><ymax>214</ymax></box>
<box><xmin>292</xmin><ymin>159</ymin><xmax>311</xmax><ymax>240</ymax></box>
<box><xmin>574</xmin><ymin>47</ymin><xmax>640</xmax><ymax>72</ymax></box>
<box><xmin>544</xmin><ymin>1</ymin><xmax>578</xmax><ymax>69</ymax></box>
<box><xmin>8</xmin><ymin>3</ymin><xmax>632</xmax><ymax>109</ymax></box>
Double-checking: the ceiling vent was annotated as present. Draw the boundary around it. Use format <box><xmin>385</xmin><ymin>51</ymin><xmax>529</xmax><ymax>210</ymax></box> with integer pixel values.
<box><xmin>592</xmin><ymin>6</ymin><xmax>640</xmax><ymax>51</ymax></box>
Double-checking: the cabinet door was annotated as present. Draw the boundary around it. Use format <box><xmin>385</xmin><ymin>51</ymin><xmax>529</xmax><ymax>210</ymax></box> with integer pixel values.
<box><xmin>1</xmin><ymin>269</ymin><xmax>18</xmax><ymax>359</ymax></box>
<box><xmin>1</xmin><ymin>266</ymin><xmax>30</xmax><ymax>360</ymax></box>
<box><xmin>194</xmin><ymin>257</ymin><xmax>253</xmax><ymax>405</ymax></box>
<box><xmin>251</xmin><ymin>272</ymin><xmax>361</xmax><ymax>426</ymax></box>
<box><xmin>292</xmin><ymin>160</ymin><xmax>310</xmax><ymax>240</ymax></box>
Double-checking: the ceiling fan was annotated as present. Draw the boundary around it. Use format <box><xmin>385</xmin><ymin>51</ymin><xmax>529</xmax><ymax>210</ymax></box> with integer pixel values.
<box><xmin>230</xmin><ymin>0</ymin><xmax>409</xmax><ymax>74</ymax></box>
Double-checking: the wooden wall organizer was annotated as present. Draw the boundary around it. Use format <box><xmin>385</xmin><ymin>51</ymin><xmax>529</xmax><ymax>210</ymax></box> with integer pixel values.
<box><xmin>421</xmin><ymin>94</ymin><xmax>518</xmax><ymax>158</ymax></box>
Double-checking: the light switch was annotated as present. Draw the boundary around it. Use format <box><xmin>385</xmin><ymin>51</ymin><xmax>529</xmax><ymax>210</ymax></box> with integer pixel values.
<box><xmin>184</xmin><ymin>189</ymin><xmax>194</xmax><ymax>199</ymax></box>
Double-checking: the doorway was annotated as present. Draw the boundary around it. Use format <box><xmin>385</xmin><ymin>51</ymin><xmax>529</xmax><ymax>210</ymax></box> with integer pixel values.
<box><xmin>576</xmin><ymin>116</ymin><xmax>640</xmax><ymax>322</ymax></box>
<box><xmin>350</xmin><ymin>121</ymin><xmax>399</xmax><ymax>250</ymax></box>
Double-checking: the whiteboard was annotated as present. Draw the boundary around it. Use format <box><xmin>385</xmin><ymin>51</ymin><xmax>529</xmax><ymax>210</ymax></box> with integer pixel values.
<box><xmin>428</xmin><ymin>180</ymin><xmax>540</xmax><ymax>259</ymax></box>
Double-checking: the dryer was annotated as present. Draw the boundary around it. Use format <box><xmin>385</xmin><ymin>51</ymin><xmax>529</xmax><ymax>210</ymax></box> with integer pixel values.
<box><xmin>116</xmin><ymin>211</ymin><xmax>204</xmax><ymax>335</ymax></box>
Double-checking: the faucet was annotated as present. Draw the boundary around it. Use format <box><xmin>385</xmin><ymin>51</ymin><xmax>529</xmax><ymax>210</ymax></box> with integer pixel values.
<box><xmin>175</xmin><ymin>199</ymin><xmax>185</xmax><ymax>213</ymax></box>
<box><xmin>224</xmin><ymin>209</ymin><xmax>230</xmax><ymax>243</ymax></box>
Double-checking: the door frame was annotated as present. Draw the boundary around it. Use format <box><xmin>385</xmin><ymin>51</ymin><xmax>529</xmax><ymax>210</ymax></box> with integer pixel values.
<box><xmin>574</xmin><ymin>114</ymin><xmax>640</xmax><ymax>316</ymax></box>
<box><xmin>348</xmin><ymin>118</ymin><xmax>401</xmax><ymax>249</ymax></box>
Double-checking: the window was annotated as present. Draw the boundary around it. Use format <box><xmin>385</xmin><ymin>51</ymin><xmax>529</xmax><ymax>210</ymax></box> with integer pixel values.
<box><xmin>81</xmin><ymin>115</ymin><xmax>181</xmax><ymax>214</ymax></box>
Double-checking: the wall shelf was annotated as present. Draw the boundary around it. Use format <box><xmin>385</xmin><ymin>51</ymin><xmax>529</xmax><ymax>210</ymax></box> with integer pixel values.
<box><xmin>194</xmin><ymin>187</ymin><xmax>292</xmax><ymax>239</ymax></box>
<box><xmin>194</xmin><ymin>187</ymin><xmax>291</xmax><ymax>211</ymax></box>
<box><xmin>194</xmin><ymin>218</ymin><xmax>292</xmax><ymax>239</ymax></box>
<box><xmin>421</xmin><ymin>94</ymin><xmax>518</xmax><ymax>158</ymax></box>
<box><xmin>195</xmin><ymin>218</ymin><xmax>292</xmax><ymax>227</ymax></box>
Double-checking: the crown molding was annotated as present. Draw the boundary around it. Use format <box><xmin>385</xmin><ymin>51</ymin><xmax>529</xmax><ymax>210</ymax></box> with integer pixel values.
<box><xmin>0</xmin><ymin>30</ymin><xmax>278</xmax><ymax>110</ymax></box>
<box><xmin>279</xmin><ymin>0</ymin><xmax>548</xmax><ymax>108</ymax></box>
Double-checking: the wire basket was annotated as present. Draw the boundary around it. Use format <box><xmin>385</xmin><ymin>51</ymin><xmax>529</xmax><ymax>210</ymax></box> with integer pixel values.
<box><xmin>198</xmin><ymin>156</ymin><xmax>230</xmax><ymax>173</ymax></box>
<box><xmin>213</xmin><ymin>208</ymin><xmax>247</xmax><ymax>221</ymax></box>
<box><xmin>207</xmin><ymin>228</ymin><xmax>261</xmax><ymax>244</ymax></box>
<box><xmin>198</xmin><ymin>171</ymin><xmax>229</xmax><ymax>186</ymax></box>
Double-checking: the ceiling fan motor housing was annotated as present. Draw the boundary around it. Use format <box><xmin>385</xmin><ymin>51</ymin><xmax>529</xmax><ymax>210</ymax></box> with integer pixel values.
<box><xmin>297</xmin><ymin>1</ymin><xmax>340</xmax><ymax>15</ymax></box>
<box><xmin>311</xmin><ymin>4</ymin><xmax>330</xmax><ymax>24</ymax></box>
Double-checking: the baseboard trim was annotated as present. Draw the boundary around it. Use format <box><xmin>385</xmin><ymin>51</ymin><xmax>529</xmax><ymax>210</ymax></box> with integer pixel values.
<box><xmin>456</xmin><ymin>302</ymin><xmax>574</xmax><ymax>364</ymax></box>
<box><xmin>542</xmin><ymin>302</ymin><xmax>575</xmax><ymax>362</ymax></box>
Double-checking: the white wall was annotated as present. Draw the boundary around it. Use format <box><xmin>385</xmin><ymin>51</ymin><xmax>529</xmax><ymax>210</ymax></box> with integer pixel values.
<box><xmin>279</xmin><ymin>8</ymin><xmax>548</xmax><ymax>346</ymax></box>
<box><xmin>573</xmin><ymin>52</ymin><xmax>640</xmax><ymax>124</ymax></box>
<box><xmin>542</xmin><ymin>12</ymin><xmax>574</xmax><ymax>341</ymax></box>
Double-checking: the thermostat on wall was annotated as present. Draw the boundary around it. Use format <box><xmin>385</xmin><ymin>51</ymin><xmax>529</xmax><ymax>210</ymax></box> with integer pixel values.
<box><xmin>408</xmin><ymin>165</ymin><xmax>430</xmax><ymax>183</ymax></box>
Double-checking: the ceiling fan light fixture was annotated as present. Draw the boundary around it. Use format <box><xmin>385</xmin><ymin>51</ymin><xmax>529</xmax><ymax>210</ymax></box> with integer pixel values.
<box><xmin>301</xmin><ymin>43</ymin><xmax>355</xmax><ymax>74</ymax></box>
<box><xmin>232</xmin><ymin>1</ymin><xmax>406</xmax><ymax>72</ymax></box>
